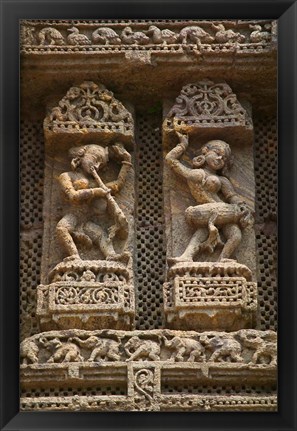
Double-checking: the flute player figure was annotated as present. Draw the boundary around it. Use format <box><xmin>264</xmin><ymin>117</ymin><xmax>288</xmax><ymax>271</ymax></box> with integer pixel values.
<box><xmin>56</xmin><ymin>143</ymin><xmax>132</xmax><ymax>262</ymax></box>
<box><xmin>166</xmin><ymin>131</ymin><xmax>254</xmax><ymax>263</ymax></box>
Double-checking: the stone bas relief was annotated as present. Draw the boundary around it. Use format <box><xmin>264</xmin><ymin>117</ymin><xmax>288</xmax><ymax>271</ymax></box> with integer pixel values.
<box><xmin>166</xmin><ymin>135</ymin><xmax>253</xmax><ymax>263</ymax></box>
<box><xmin>37</xmin><ymin>81</ymin><xmax>135</xmax><ymax>330</ymax></box>
<box><xmin>21</xmin><ymin>329</ymin><xmax>276</xmax><ymax>411</ymax></box>
<box><xmin>21</xmin><ymin>20</ymin><xmax>276</xmax><ymax>54</ymax></box>
<box><xmin>163</xmin><ymin>80</ymin><xmax>258</xmax><ymax>330</ymax></box>
<box><xmin>20</xmin><ymin>19</ymin><xmax>277</xmax><ymax>412</ymax></box>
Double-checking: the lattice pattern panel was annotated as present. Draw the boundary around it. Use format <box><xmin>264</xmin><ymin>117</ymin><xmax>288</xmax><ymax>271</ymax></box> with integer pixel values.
<box><xmin>254</xmin><ymin>117</ymin><xmax>277</xmax><ymax>331</ymax></box>
<box><xmin>135</xmin><ymin>114</ymin><xmax>166</xmax><ymax>330</ymax></box>
<box><xmin>162</xmin><ymin>383</ymin><xmax>277</xmax><ymax>395</ymax></box>
<box><xmin>21</xmin><ymin>385</ymin><xmax>127</xmax><ymax>398</ymax></box>
<box><xmin>20</xmin><ymin>120</ymin><xmax>44</xmax><ymax>340</ymax></box>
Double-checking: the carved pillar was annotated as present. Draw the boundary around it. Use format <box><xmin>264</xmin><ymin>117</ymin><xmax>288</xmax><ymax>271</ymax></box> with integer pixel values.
<box><xmin>36</xmin><ymin>81</ymin><xmax>135</xmax><ymax>330</ymax></box>
<box><xmin>163</xmin><ymin>80</ymin><xmax>258</xmax><ymax>330</ymax></box>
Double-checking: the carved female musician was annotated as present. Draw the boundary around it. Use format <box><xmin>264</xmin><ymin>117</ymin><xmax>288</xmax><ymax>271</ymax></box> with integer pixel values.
<box><xmin>166</xmin><ymin>131</ymin><xmax>254</xmax><ymax>262</ymax></box>
<box><xmin>56</xmin><ymin>143</ymin><xmax>132</xmax><ymax>261</ymax></box>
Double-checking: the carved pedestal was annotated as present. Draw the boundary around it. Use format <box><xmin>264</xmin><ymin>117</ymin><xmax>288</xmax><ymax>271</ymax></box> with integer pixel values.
<box><xmin>37</xmin><ymin>259</ymin><xmax>134</xmax><ymax>330</ymax></box>
<box><xmin>164</xmin><ymin>261</ymin><xmax>257</xmax><ymax>330</ymax></box>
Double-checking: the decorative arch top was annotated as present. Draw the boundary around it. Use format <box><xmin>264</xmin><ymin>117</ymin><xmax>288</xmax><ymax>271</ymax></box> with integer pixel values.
<box><xmin>44</xmin><ymin>81</ymin><xmax>134</xmax><ymax>148</ymax></box>
<box><xmin>163</xmin><ymin>80</ymin><xmax>253</xmax><ymax>146</ymax></box>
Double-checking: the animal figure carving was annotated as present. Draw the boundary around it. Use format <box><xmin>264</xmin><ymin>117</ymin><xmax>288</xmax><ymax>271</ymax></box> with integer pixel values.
<box><xmin>92</xmin><ymin>28</ymin><xmax>121</xmax><ymax>45</ymax></box>
<box><xmin>72</xmin><ymin>336</ymin><xmax>121</xmax><ymax>362</ymax></box>
<box><xmin>202</xmin><ymin>334</ymin><xmax>243</xmax><ymax>362</ymax></box>
<box><xmin>212</xmin><ymin>23</ymin><xmax>245</xmax><ymax>43</ymax></box>
<box><xmin>20</xmin><ymin>339</ymin><xmax>39</xmax><ymax>364</ymax></box>
<box><xmin>179</xmin><ymin>26</ymin><xmax>214</xmax><ymax>45</ymax></box>
<box><xmin>147</xmin><ymin>25</ymin><xmax>178</xmax><ymax>44</ymax></box>
<box><xmin>38</xmin><ymin>27</ymin><xmax>65</xmax><ymax>46</ymax></box>
<box><xmin>239</xmin><ymin>331</ymin><xmax>277</xmax><ymax>366</ymax></box>
<box><xmin>164</xmin><ymin>336</ymin><xmax>205</xmax><ymax>362</ymax></box>
<box><xmin>67</xmin><ymin>27</ymin><xmax>91</xmax><ymax>46</ymax></box>
<box><xmin>46</xmin><ymin>338</ymin><xmax>83</xmax><ymax>363</ymax></box>
<box><xmin>121</xmin><ymin>27</ymin><xmax>150</xmax><ymax>45</ymax></box>
<box><xmin>249</xmin><ymin>25</ymin><xmax>270</xmax><ymax>43</ymax></box>
<box><xmin>124</xmin><ymin>336</ymin><xmax>160</xmax><ymax>361</ymax></box>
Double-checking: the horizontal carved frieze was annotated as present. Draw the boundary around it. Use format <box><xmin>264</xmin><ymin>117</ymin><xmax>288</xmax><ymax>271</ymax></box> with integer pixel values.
<box><xmin>20</xmin><ymin>393</ymin><xmax>277</xmax><ymax>412</ymax></box>
<box><xmin>20</xmin><ymin>329</ymin><xmax>276</xmax><ymax>410</ymax></box>
<box><xmin>20</xmin><ymin>328</ymin><xmax>276</xmax><ymax>366</ymax></box>
<box><xmin>20</xmin><ymin>20</ymin><xmax>277</xmax><ymax>57</ymax></box>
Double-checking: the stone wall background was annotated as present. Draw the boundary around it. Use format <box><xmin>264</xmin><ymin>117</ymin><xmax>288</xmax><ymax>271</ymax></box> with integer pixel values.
<box><xmin>20</xmin><ymin>113</ymin><xmax>277</xmax><ymax>339</ymax></box>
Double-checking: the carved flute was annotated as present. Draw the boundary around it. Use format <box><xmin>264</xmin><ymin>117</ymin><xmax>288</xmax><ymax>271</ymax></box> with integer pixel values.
<box><xmin>91</xmin><ymin>167</ymin><xmax>128</xmax><ymax>240</ymax></box>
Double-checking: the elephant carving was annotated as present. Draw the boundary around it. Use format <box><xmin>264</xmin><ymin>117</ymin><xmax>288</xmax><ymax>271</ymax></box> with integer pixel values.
<box><xmin>20</xmin><ymin>339</ymin><xmax>39</xmax><ymax>365</ymax></box>
<box><xmin>202</xmin><ymin>335</ymin><xmax>243</xmax><ymax>363</ymax></box>
<box><xmin>164</xmin><ymin>336</ymin><xmax>205</xmax><ymax>362</ymax></box>
<box><xmin>46</xmin><ymin>338</ymin><xmax>84</xmax><ymax>363</ymax></box>
<box><xmin>124</xmin><ymin>336</ymin><xmax>160</xmax><ymax>361</ymax></box>
<box><xmin>72</xmin><ymin>336</ymin><xmax>121</xmax><ymax>362</ymax></box>
<box><xmin>238</xmin><ymin>331</ymin><xmax>277</xmax><ymax>366</ymax></box>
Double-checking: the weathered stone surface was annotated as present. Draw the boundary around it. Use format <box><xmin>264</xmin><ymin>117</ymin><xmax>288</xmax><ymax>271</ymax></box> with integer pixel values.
<box><xmin>162</xmin><ymin>81</ymin><xmax>258</xmax><ymax>330</ymax></box>
<box><xmin>37</xmin><ymin>259</ymin><xmax>134</xmax><ymax>330</ymax></box>
<box><xmin>20</xmin><ymin>19</ymin><xmax>277</xmax><ymax>413</ymax></box>
<box><xmin>38</xmin><ymin>82</ymin><xmax>136</xmax><ymax>331</ymax></box>
<box><xmin>164</xmin><ymin>262</ymin><xmax>257</xmax><ymax>330</ymax></box>
<box><xmin>20</xmin><ymin>20</ymin><xmax>277</xmax><ymax>119</ymax></box>
<box><xmin>21</xmin><ymin>329</ymin><xmax>277</xmax><ymax>383</ymax></box>
<box><xmin>20</xmin><ymin>329</ymin><xmax>277</xmax><ymax>411</ymax></box>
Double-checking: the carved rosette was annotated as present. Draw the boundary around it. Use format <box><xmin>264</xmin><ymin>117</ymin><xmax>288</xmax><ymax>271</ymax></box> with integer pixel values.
<box><xmin>44</xmin><ymin>81</ymin><xmax>134</xmax><ymax>148</ymax></box>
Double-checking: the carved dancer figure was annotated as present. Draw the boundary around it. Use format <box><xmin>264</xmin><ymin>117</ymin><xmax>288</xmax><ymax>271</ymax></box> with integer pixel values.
<box><xmin>56</xmin><ymin>143</ymin><xmax>132</xmax><ymax>261</ymax></box>
<box><xmin>166</xmin><ymin>132</ymin><xmax>253</xmax><ymax>262</ymax></box>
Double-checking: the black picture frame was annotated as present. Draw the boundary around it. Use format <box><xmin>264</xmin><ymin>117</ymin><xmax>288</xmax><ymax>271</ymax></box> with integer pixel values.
<box><xmin>1</xmin><ymin>0</ymin><xmax>296</xmax><ymax>430</ymax></box>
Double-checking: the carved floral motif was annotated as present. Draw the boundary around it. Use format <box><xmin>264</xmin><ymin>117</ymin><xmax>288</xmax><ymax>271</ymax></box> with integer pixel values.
<box><xmin>46</xmin><ymin>81</ymin><xmax>133</xmax><ymax>128</ymax></box>
<box><xmin>166</xmin><ymin>80</ymin><xmax>251</xmax><ymax>127</ymax></box>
